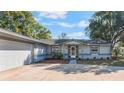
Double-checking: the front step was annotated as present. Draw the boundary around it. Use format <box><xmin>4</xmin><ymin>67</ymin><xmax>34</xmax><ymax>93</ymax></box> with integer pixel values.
<box><xmin>69</xmin><ymin>59</ymin><xmax>77</xmax><ymax>64</ymax></box>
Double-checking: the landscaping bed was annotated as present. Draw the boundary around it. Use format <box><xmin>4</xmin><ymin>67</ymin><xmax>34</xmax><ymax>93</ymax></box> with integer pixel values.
<box><xmin>40</xmin><ymin>59</ymin><xmax>68</xmax><ymax>64</ymax></box>
<box><xmin>39</xmin><ymin>58</ymin><xmax>124</xmax><ymax>67</ymax></box>
<box><xmin>77</xmin><ymin>60</ymin><xmax>112</xmax><ymax>66</ymax></box>
<box><xmin>77</xmin><ymin>59</ymin><xmax>124</xmax><ymax>67</ymax></box>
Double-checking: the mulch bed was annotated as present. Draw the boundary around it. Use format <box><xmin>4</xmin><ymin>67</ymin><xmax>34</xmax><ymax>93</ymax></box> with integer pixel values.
<box><xmin>39</xmin><ymin>59</ymin><xmax>68</xmax><ymax>64</ymax></box>
<box><xmin>77</xmin><ymin>60</ymin><xmax>114</xmax><ymax>66</ymax></box>
<box><xmin>38</xmin><ymin>59</ymin><xmax>124</xmax><ymax>66</ymax></box>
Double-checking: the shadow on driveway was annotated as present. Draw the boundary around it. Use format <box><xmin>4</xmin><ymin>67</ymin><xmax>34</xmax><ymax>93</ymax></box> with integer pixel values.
<box><xmin>31</xmin><ymin>63</ymin><xmax>51</xmax><ymax>67</ymax></box>
<box><xmin>44</xmin><ymin>64</ymin><xmax>124</xmax><ymax>75</ymax></box>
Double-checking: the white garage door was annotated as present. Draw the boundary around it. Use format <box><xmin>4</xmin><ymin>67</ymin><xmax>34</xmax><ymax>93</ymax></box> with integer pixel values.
<box><xmin>0</xmin><ymin>39</ymin><xmax>34</xmax><ymax>71</ymax></box>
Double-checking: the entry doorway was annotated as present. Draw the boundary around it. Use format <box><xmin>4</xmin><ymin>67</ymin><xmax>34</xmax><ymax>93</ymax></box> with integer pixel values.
<box><xmin>69</xmin><ymin>46</ymin><xmax>77</xmax><ymax>58</ymax></box>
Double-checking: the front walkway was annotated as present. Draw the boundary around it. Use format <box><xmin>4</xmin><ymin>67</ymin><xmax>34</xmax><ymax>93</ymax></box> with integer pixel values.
<box><xmin>0</xmin><ymin>63</ymin><xmax>124</xmax><ymax>81</ymax></box>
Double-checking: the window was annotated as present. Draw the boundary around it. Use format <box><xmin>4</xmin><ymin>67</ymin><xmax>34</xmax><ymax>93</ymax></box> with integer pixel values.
<box><xmin>52</xmin><ymin>46</ymin><xmax>60</xmax><ymax>53</ymax></box>
<box><xmin>91</xmin><ymin>46</ymin><xmax>99</xmax><ymax>54</ymax></box>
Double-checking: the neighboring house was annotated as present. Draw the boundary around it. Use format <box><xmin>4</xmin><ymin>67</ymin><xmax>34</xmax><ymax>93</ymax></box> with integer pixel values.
<box><xmin>119</xmin><ymin>47</ymin><xmax>124</xmax><ymax>56</ymax></box>
<box><xmin>0</xmin><ymin>28</ymin><xmax>111</xmax><ymax>71</ymax></box>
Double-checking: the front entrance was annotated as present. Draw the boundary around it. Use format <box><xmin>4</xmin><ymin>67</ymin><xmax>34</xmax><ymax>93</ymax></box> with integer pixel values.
<box><xmin>69</xmin><ymin>46</ymin><xmax>77</xmax><ymax>58</ymax></box>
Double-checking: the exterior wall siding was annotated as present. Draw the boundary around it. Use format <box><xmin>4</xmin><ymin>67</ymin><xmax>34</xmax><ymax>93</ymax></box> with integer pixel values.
<box><xmin>34</xmin><ymin>44</ymin><xmax>47</xmax><ymax>62</ymax></box>
<box><xmin>62</xmin><ymin>44</ymin><xmax>111</xmax><ymax>60</ymax></box>
<box><xmin>63</xmin><ymin>45</ymin><xmax>68</xmax><ymax>54</ymax></box>
<box><xmin>99</xmin><ymin>45</ymin><xmax>111</xmax><ymax>54</ymax></box>
<box><xmin>63</xmin><ymin>54</ymin><xmax>69</xmax><ymax>59</ymax></box>
<box><xmin>62</xmin><ymin>45</ymin><xmax>69</xmax><ymax>59</ymax></box>
<box><xmin>80</xmin><ymin>54</ymin><xmax>111</xmax><ymax>59</ymax></box>
<box><xmin>78</xmin><ymin>45</ymin><xmax>90</xmax><ymax>54</ymax></box>
<box><xmin>78</xmin><ymin>45</ymin><xmax>111</xmax><ymax>59</ymax></box>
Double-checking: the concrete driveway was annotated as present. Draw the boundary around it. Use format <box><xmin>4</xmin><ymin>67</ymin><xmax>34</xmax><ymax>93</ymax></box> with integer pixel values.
<box><xmin>0</xmin><ymin>63</ymin><xmax>124</xmax><ymax>81</ymax></box>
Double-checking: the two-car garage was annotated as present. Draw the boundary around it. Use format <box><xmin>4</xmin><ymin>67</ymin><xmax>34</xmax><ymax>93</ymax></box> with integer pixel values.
<box><xmin>0</xmin><ymin>28</ymin><xmax>48</xmax><ymax>71</ymax></box>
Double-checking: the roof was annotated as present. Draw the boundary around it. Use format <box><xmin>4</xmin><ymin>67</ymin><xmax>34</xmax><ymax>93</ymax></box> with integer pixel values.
<box><xmin>39</xmin><ymin>39</ymin><xmax>111</xmax><ymax>45</ymax></box>
<box><xmin>0</xmin><ymin>28</ymin><xmax>49</xmax><ymax>45</ymax></box>
<box><xmin>0</xmin><ymin>28</ymin><xmax>111</xmax><ymax>46</ymax></box>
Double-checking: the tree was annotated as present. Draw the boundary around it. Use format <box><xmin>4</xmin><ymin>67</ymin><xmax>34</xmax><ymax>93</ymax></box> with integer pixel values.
<box><xmin>33</xmin><ymin>23</ymin><xmax>51</xmax><ymax>39</ymax></box>
<box><xmin>118</xmin><ymin>32</ymin><xmax>124</xmax><ymax>47</ymax></box>
<box><xmin>58</xmin><ymin>33</ymin><xmax>68</xmax><ymax>39</ymax></box>
<box><xmin>0</xmin><ymin>11</ymin><xmax>51</xmax><ymax>39</ymax></box>
<box><xmin>86</xmin><ymin>11</ymin><xmax>124</xmax><ymax>50</ymax></box>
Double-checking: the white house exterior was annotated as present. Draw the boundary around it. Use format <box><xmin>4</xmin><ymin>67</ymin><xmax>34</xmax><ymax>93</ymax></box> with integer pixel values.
<box><xmin>0</xmin><ymin>28</ymin><xmax>111</xmax><ymax>71</ymax></box>
<box><xmin>48</xmin><ymin>39</ymin><xmax>111</xmax><ymax>60</ymax></box>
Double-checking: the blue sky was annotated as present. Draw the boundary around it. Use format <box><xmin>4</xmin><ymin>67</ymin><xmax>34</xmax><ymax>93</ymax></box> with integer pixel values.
<box><xmin>32</xmin><ymin>11</ymin><xmax>95</xmax><ymax>39</ymax></box>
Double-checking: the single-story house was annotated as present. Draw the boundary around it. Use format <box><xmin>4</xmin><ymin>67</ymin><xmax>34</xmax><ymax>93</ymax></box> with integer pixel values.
<box><xmin>45</xmin><ymin>39</ymin><xmax>111</xmax><ymax>60</ymax></box>
<box><xmin>0</xmin><ymin>28</ymin><xmax>111</xmax><ymax>71</ymax></box>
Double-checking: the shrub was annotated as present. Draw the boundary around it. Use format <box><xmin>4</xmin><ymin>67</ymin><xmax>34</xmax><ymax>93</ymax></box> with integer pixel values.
<box><xmin>111</xmin><ymin>61</ymin><xmax>124</xmax><ymax>66</ymax></box>
<box><xmin>51</xmin><ymin>52</ymin><xmax>63</xmax><ymax>59</ymax></box>
<box><xmin>107</xmin><ymin>57</ymin><xmax>110</xmax><ymax>60</ymax></box>
<box><xmin>93</xmin><ymin>57</ymin><xmax>96</xmax><ymax>60</ymax></box>
<box><xmin>100</xmin><ymin>57</ymin><xmax>103</xmax><ymax>60</ymax></box>
<box><xmin>112</xmin><ymin>47</ymin><xmax>120</xmax><ymax>57</ymax></box>
<box><xmin>112</xmin><ymin>56</ymin><xmax>117</xmax><ymax>60</ymax></box>
<box><xmin>77</xmin><ymin>57</ymin><xmax>81</xmax><ymax>61</ymax></box>
<box><xmin>86</xmin><ymin>58</ymin><xmax>89</xmax><ymax>60</ymax></box>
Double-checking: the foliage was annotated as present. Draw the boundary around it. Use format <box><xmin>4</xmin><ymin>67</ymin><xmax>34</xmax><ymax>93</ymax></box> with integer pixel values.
<box><xmin>112</xmin><ymin>47</ymin><xmax>120</xmax><ymax>57</ymax></box>
<box><xmin>111</xmin><ymin>61</ymin><xmax>124</xmax><ymax>66</ymax></box>
<box><xmin>119</xmin><ymin>41</ymin><xmax>124</xmax><ymax>47</ymax></box>
<box><xmin>58</xmin><ymin>33</ymin><xmax>68</xmax><ymax>39</ymax></box>
<box><xmin>119</xmin><ymin>32</ymin><xmax>124</xmax><ymax>46</ymax></box>
<box><xmin>51</xmin><ymin>52</ymin><xmax>63</xmax><ymax>59</ymax></box>
<box><xmin>32</xmin><ymin>23</ymin><xmax>51</xmax><ymax>39</ymax></box>
<box><xmin>86</xmin><ymin>11</ymin><xmax>124</xmax><ymax>49</ymax></box>
<box><xmin>120</xmin><ymin>32</ymin><xmax>124</xmax><ymax>41</ymax></box>
<box><xmin>0</xmin><ymin>11</ymin><xmax>51</xmax><ymax>39</ymax></box>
